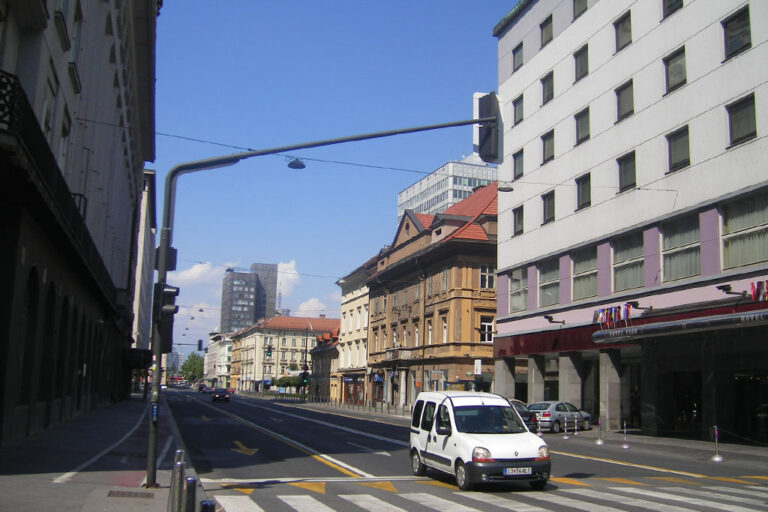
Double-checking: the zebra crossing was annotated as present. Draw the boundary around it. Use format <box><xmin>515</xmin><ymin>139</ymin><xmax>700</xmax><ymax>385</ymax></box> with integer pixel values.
<box><xmin>211</xmin><ymin>481</ymin><xmax>768</xmax><ymax>512</ymax></box>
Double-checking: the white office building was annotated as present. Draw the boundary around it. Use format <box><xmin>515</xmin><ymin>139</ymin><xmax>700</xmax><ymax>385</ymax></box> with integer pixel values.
<box><xmin>492</xmin><ymin>0</ymin><xmax>767</xmax><ymax>442</ymax></box>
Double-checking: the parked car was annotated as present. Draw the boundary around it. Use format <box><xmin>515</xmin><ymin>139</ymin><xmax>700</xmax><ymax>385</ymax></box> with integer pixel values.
<box><xmin>508</xmin><ymin>398</ymin><xmax>539</xmax><ymax>431</ymax></box>
<box><xmin>211</xmin><ymin>388</ymin><xmax>230</xmax><ymax>402</ymax></box>
<box><xmin>409</xmin><ymin>391</ymin><xmax>550</xmax><ymax>491</ymax></box>
<box><xmin>527</xmin><ymin>401</ymin><xmax>592</xmax><ymax>433</ymax></box>
<box><xmin>198</xmin><ymin>384</ymin><xmax>206</xmax><ymax>392</ymax></box>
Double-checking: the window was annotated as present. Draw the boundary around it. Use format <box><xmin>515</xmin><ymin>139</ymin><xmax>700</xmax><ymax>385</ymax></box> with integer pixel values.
<box><xmin>575</xmin><ymin>107</ymin><xmax>590</xmax><ymax>144</ymax></box>
<box><xmin>666</xmin><ymin>126</ymin><xmax>689</xmax><ymax>172</ymax></box>
<box><xmin>414</xmin><ymin>324</ymin><xmax>419</xmax><ymax>346</ymax></box>
<box><xmin>512</xmin><ymin>43</ymin><xmax>523</xmax><ymax>72</ymax></box>
<box><xmin>723</xmin><ymin>193</ymin><xmax>768</xmax><ymax>269</ymax></box>
<box><xmin>618</xmin><ymin>151</ymin><xmax>636</xmax><ymax>192</ymax></box>
<box><xmin>664</xmin><ymin>47</ymin><xmax>686</xmax><ymax>93</ymax></box>
<box><xmin>572</xmin><ymin>246</ymin><xmax>598</xmax><ymax>299</ymax></box>
<box><xmin>513</xmin><ymin>206</ymin><xmax>524</xmax><ymax>236</ymax></box>
<box><xmin>727</xmin><ymin>94</ymin><xmax>756</xmax><ymax>146</ymax></box>
<box><xmin>541</xmin><ymin>72</ymin><xmax>554</xmax><ymax>105</ymax></box>
<box><xmin>539</xmin><ymin>258</ymin><xmax>560</xmax><ymax>307</ymax></box>
<box><xmin>542</xmin><ymin>191</ymin><xmax>555</xmax><ymax>224</ymax></box>
<box><xmin>723</xmin><ymin>7</ymin><xmax>751</xmax><ymax>60</ymax></box>
<box><xmin>513</xmin><ymin>95</ymin><xmax>524</xmax><ymax>125</ymax></box>
<box><xmin>574</xmin><ymin>45</ymin><xmax>588</xmax><ymax>82</ymax></box>
<box><xmin>480</xmin><ymin>264</ymin><xmax>495</xmax><ymax>289</ymax></box>
<box><xmin>427</xmin><ymin>321</ymin><xmax>432</xmax><ymax>345</ymax></box>
<box><xmin>576</xmin><ymin>173</ymin><xmax>591</xmax><ymax>210</ymax></box>
<box><xmin>441</xmin><ymin>268</ymin><xmax>448</xmax><ymax>291</ymax></box>
<box><xmin>513</xmin><ymin>149</ymin><xmax>524</xmax><ymax>180</ymax></box>
<box><xmin>426</xmin><ymin>274</ymin><xmax>433</xmax><ymax>297</ymax></box>
<box><xmin>613</xmin><ymin>232</ymin><xmax>644</xmax><ymax>291</ymax></box>
<box><xmin>508</xmin><ymin>268</ymin><xmax>528</xmax><ymax>313</ymax></box>
<box><xmin>616</xmin><ymin>80</ymin><xmax>634</xmax><ymax>121</ymax></box>
<box><xmin>441</xmin><ymin>317</ymin><xmax>447</xmax><ymax>343</ymax></box>
<box><xmin>663</xmin><ymin>0</ymin><xmax>683</xmax><ymax>18</ymax></box>
<box><xmin>574</xmin><ymin>0</ymin><xmax>587</xmax><ymax>20</ymax></box>
<box><xmin>542</xmin><ymin>130</ymin><xmax>555</xmax><ymax>164</ymax></box>
<box><xmin>662</xmin><ymin>215</ymin><xmax>700</xmax><ymax>281</ymax></box>
<box><xmin>540</xmin><ymin>15</ymin><xmax>553</xmax><ymax>48</ymax></box>
<box><xmin>614</xmin><ymin>12</ymin><xmax>632</xmax><ymax>52</ymax></box>
<box><xmin>480</xmin><ymin>316</ymin><xmax>494</xmax><ymax>342</ymax></box>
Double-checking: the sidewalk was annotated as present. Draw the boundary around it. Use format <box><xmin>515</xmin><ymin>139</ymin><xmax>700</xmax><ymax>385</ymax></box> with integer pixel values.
<box><xmin>0</xmin><ymin>392</ymin><xmax>197</xmax><ymax>512</ymax></box>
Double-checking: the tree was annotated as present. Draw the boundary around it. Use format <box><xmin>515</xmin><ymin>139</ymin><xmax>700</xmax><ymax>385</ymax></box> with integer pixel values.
<box><xmin>181</xmin><ymin>352</ymin><xmax>203</xmax><ymax>382</ymax></box>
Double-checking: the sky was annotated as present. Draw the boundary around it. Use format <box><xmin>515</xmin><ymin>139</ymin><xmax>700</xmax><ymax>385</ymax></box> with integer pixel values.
<box><xmin>154</xmin><ymin>1</ymin><xmax>512</xmax><ymax>359</ymax></box>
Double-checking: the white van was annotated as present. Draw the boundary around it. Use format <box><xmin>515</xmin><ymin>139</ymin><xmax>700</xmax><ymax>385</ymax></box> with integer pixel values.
<box><xmin>409</xmin><ymin>391</ymin><xmax>551</xmax><ymax>490</ymax></box>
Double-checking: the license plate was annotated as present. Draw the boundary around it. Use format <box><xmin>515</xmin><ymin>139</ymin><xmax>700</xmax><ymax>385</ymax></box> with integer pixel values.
<box><xmin>504</xmin><ymin>467</ymin><xmax>532</xmax><ymax>476</ymax></box>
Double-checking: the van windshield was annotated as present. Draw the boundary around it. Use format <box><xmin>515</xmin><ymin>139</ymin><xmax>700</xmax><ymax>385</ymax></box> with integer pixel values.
<box><xmin>454</xmin><ymin>405</ymin><xmax>527</xmax><ymax>434</ymax></box>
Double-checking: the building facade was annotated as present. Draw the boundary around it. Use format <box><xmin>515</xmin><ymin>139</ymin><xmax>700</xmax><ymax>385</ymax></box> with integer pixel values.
<box><xmin>219</xmin><ymin>263</ymin><xmax>278</xmax><ymax>333</ymax></box>
<box><xmin>368</xmin><ymin>183</ymin><xmax>499</xmax><ymax>408</ymax></box>
<box><xmin>493</xmin><ymin>0</ymin><xmax>768</xmax><ymax>442</ymax></box>
<box><xmin>396</xmin><ymin>156</ymin><xmax>497</xmax><ymax>220</ymax></box>
<box><xmin>336</xmin><ymin>257</ymin><xmax>376</xmax><ymax>405</ymax></box>
<box><xmin>0</xmin><ymin>0</ymin><xmax>158</xmax><ymax>445</ymax></box>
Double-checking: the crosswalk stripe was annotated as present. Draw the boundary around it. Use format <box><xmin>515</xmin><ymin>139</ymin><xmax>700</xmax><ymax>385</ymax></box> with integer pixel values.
<box><xmin>457</xmin><ymin>491</ymin><xmax>552</xmax><ymax>511</ymax></box>
<box><xmin>705</xmin><ymin>485</ymin><xmax>768</xmax><ymax>498</ymax></box>
<box><xmin>666</xmin><ymin>486</ymin><xmax>768</xmax><ymax>507</ymax></box>
<box><xmin>521</xmin><ymin>488</ymin><xmax>633</xmax><ymax>511</ymax></box>
<box><xmin>339</xmin><ymin>494</ymin><xmax>408</xmax><ymax>511</ymax></box>
<box><xmin>611</xmin><ymin>486</ymin><xmax>764</xmax><ymax>512</ymax></box>
<box><xmin>399</xmin><ymin>492</ymin><xmax>482</xmax><ymax>511</ymax></box>
<box><xmin>563</xmin><ymin>488</ymin><xmax>693</xmax><ymax>512</ymax></box>
<box><xmin>215</xmin><ymin>495</ymin><xmax>265</xmax><ymax>512</ymax></box>
<box><xmin>278</xmin><ymin>495</ymin><xmax>336</xmax><ymax>512</ymax></box>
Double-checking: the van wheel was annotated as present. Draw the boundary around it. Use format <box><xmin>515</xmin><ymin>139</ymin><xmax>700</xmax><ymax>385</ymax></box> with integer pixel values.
<box><xmin>410</xmin><ymin>449</ymin><xmax>426</xmax><ymax>476</ymax></box>
<box><xmin>455</xmin><ymin>460</ymin><xmax>473</xmax><ymax>491</ymax></box>
<box><xmin>530</xmin><ymin>479</ymin><xmax>548</xmax><ymax>490</ymax></box>
<box><xmin>551</xmin><ymin>420</ymin><xmax>561</xmax><ymax>433</ymax></box>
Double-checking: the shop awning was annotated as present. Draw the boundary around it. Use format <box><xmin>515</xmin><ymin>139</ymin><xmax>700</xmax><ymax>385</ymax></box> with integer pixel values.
<box><xmin>592</xmin><ymin>308</ymin><xmax>768</xmax><ymax>344</ymax></box>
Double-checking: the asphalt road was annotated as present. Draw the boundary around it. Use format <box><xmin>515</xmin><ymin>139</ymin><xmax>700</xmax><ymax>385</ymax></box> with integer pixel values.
<box><xmin>165</xmin><ymin>390</ymin><xmax>768</xmax><ymax>511</ymax></box>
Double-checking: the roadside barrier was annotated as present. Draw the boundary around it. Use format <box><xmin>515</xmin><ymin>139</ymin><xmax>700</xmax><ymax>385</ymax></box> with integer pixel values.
<box><xmin>182</xmin><ymin>476</ymin><xmax>197</xmax><ymax>512</ymax></box>
<box><xmin>595</xmin><ymin>417</ymin><xmax>604</xmax><ymax>445</ymax></box>
<box><xmin>562</xmin><ymin>416</ymin><xmax>570</xmax><ymax>440</ymax></box>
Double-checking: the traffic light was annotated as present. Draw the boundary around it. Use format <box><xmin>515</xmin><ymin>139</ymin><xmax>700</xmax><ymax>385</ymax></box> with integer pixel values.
<box><xmin>153</xmin><ymin>282</ymin><xmax>179</xmax><ymax>354</ymax></box>
<box><xmin>266</xmin><ymin>346</ymin><xmax>272</xmax><ymax>357</ymax></box>
<box><xmin>300</xmin><ymin>371</ymin><xmax>309</xmax><ymax>387</ymax></box>
<box><xmin>477</xmin><ymin>92</ymin><xmax>501</xmax><ymax>163</ymax></box>
<box><xmin>197</xmin><ymin>339</ymin><xmax>203</xmax><ymax>351</ymax></box>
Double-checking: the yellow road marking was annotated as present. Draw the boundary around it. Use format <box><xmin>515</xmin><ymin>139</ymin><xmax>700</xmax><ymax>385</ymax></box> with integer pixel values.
<box><xmin>310</xmin><ymin>454</ymin><xmax>361</xmax><ymax>478</ymax></box>
<box><xmin>741</xmin><ymin>476</ymin><xmax>768</xmax><ymax>481</ymax></box>
<box><xmin>550</xmin><ymin>477</ymin><xmax>591</xmax><ymax>487</ymax></box>
<box><xmin>416</xmin><ymin>480</ymin><xmax>457</xmax><ymax>489</ymax></box>
<box><xmin>597</xmin><ymin>477</ymin><xmax>646</xmax><ymax>486</ymax></box>
<box><xmin>357</xmin><ymin>481</ymin><xmax>398</xmax><ymax>492</ymax></box>
<box><xmin>231</xmin><ymin>440</ymin><xmax>258</xmax><ymax>456</ymax></box>
<box><xmin>289</xmin><ymin>482</ymin><xmax>326</xmax><ymax>494</ymax></box>
<box><xmin>648</xmin><ymin>476</ymin><xmax>701</xmax><ymax>485</ymax></box>
<box><xmin>201</xmin><ymin>415</ymin><xmax>211</xmax><ymax>421</ymax></box>
<box><xmin>234</xmin><ymin>488</ymin><xmax>254</xmax><ymax>495</ymax></box>
<box><xmin>706</xmin><ymin>476</ymin><xmax>753</xmax><ymax>484</ymax></box>
<box><xmin>553</xmin><ymin>450</ymin><xmax>706</xmax><ymax>479</ymax></box>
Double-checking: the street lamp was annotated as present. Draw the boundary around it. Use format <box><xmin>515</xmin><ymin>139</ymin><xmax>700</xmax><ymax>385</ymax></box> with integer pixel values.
<box><xmin>302</xmin><ymin>318</ymin><xmax>313</xmax><ymax>402</ymax></box>
<box><xmin>144</xmin><ymin>114</ymin><xmax>498</xmax><ymax>486</ymax></box>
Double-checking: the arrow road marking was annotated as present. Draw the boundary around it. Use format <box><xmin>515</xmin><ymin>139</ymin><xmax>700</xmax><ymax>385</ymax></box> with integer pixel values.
<box><xmin>231</xmin><ymin>440</ymin><xmax>258</xmax><ymax>456</ymax></box>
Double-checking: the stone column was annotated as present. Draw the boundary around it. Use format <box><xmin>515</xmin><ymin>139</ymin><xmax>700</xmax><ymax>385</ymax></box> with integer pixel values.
<box><xmin>399</xmin><ymin>369</ymin><xmax>407</xmax><ymax>406</ymax></box>
<box><xmin>599</xmin><ymin>349</ymin><xmax>622</xmax><ymax>431</ymax></box>
<box><xmin>559</xmin><ymin>352</ymin><xmax>583</xmax><ymax>405</ymax></box>
<box><xmin>528</xmin><ymin>355</ymin><xmax>545</xmax><ymax>403</ymax></box>
<box><xmin>494</xmin><ymin>358</ymin><xmax>516</xmax><ymax>397</ymax></box>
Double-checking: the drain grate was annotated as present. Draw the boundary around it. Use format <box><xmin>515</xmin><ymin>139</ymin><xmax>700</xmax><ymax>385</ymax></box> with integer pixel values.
<box><xmin>107</xmin><ymin>490</ymin><xmax>154</xmax><ymax>499</ymax></box>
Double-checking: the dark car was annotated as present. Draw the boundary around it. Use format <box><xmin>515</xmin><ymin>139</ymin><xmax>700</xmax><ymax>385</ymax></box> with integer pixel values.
<box><xmin>211</xmin><ymin>388</ymin><xmax>230</xmax><ymax>402</ymax></box>
<box><xmin>198</xmin><ymin>384</ymin><xmax>206</xmax><ymax>392</ymax></box>
<box><xmin>508</xmin><ymin>398</ymin><xmax>539</xmax><ymax>431</ymax></box>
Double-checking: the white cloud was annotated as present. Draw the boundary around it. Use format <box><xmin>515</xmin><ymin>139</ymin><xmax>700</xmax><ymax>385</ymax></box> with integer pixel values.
<box><xmin>278</xmin><ymin>260</ymin><xmax>301</xmax><ymax>297</ymax></box>
<box><xmin>169</xmin><ymin>262</ymin><xmax>232</xmax><ymax>286</ymax></box>
<box><xmin>294</xmin><ymin>297</ymin><xmax>327</xmax><ymax>317</ymax></box>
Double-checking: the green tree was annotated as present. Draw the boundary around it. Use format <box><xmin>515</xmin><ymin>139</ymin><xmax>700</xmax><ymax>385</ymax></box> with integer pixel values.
<box><xmin>181</xmin><ymin>352</ymin><xmax>204</xmax><ymax>382</ymax></box>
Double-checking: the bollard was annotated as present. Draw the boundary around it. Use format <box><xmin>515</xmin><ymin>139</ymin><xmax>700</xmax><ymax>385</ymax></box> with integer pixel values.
<box><xmin>168</xmin><ymin>460</ymin><xmax>184</xmax><ymax>512</ymax></box>
<box><xmin>573</xmin><ymin>415</ymin><xmax>579</xmax><ymax>436</ymax></box>
<box><xmin>595</xmin><ymin>417</ymin><xmax>604</xmax><ymax>445</ymax></box>
<box><xmin>711</xmin><ymin>425</ymin><xmax>723</xmax><ymax>462</ymax></box>
<box><xmin>200</xmin><ymin>499</ymin><xmax>216</xmax><ymax>512</ymax></box>
<box><xmin>562</xmin><ymin>416</ymin><xmax>570</xmax><ymax>440</ymax></box>
<box><xmin>536</xmin><ymin>414</ymin><xmax>543</xmax><ymax>437</ymax></box>
<box><xmin>182</xmin><ymin>476</ymin><xmax>197</xmax><ymax>512</ymax></box>
<box><xmin>621</xmin><ymin>420</ymin><xmax>631</xmax><ymax>449</ymax></box>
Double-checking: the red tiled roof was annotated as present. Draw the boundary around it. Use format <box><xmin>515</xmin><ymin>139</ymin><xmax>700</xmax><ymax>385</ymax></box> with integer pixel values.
<box><xmin>259</xmin><ymin>316</ymin><xmax>340</xmax><ymax>332</ymax></box>
<box><xmin>413</xmin><ymin>212</ymin><xmax>434</xmax><ymax>230</ymax></box>
<box><xmin>442</xmin><ymin>182</ymin><xmax>497</xmax><ymax>243</ymax></box>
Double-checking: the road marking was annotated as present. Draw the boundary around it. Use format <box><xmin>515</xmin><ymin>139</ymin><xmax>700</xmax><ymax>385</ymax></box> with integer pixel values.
<box><xmin>340</xmin><ymin>494</ymin><xmax>408</xmax><ymax>511</ymax></box>
<box><xmin>400</xmin><ymin>492</ymin><xmax>482</xmax><ymax>511</ymax></box>
<box><xmin>415</xmin><ymin>479</ymin><xmax>457</xmax><ymax>489</ymax></box>
<box><xmin>53</xmin><ymin>403</ymin><xmax>148</xmax><ymax>484</ymax></box>
<box><xmin>231</xmin><ymin>440</ymin><xmax>258</xmax><ymax>456</ymax></box>
<box><xmin>289</xmin><ymin>481</ymin><xmax>325</xmax><ymax>494</ymax></box>
<box><xmin>552</xmin><ymin>449</ymin><xmax>707</xmax><ymax>478</ymax></box>
<box><xmin>206</xmin><ymin>475</ymin><xmax>427</xmax><ymax>485</ymax></box>
<box><xmin>357</xmin><ymin>481</ymin><xmax>398</xmax><ymax>492</ymax></box>
<box><xmin>278</xmin><ymin>495</ymin><xmax>335</xmax><ymax>512</ymax></box>
<box><xmin>741</xmin><ymin>476</ymin><xmax>768</xmax><ymax>481</ymax></box>
<box><xmin>459</xmin><ymin>492</ymin><xmax>551</xmax><ymax>512</ymax></box>
<box><xmin>706</xmin><ymin>485</ymin><xmax>768</xmax><ymax>498</ymax></box>
<box><xmin>706</xmin><ymin>476</ymin><xmax>754</xmax><ymax>484</ymax></box>
<box><xmin>667</xmin><ymin>486</ymin><xmax>768</xmax><ymax>507</ymax></box>
<box><xmin>215</xmin><ymin>495</ymin><xmax>264</xmax><ymax>512</ymax></box>
<box><xmin>613</xmin><ymin>486</ymin><xmax>764</xmax><ymax>512</ymax></box>
<box><xmin>524</xmin><ymin>489</ymin><xmax>635</xmax><ymax>511</ymax></box>
<box><xmin>550</xmin><ymin>476</ymin><xmax>591</xmax><ymax>487</ymax></box>
<box><xmin>596</xmin><ymin>477</ymin><xmax>646</xmax><ymax>485</ymax></box>
<box><xmin>348</xmin><ymin>441</ymin><xmax>391</xmax><ymax>456</ymax></box>
<box><xmin>201</xmin><ymin>415</ymin><xmax>212</xmax><ymax>421</ymax></box>
<box><xmin>647</xmin><ymin>476</ymin><xmax>701</xmax><ymax>485</ymax></box>
<box><xmin>563</xmin><ymin>488</ymin><xmax>694</xmax><ymax>512</ymax></box>
<box><xmin>194</xmin><ymin>398</ymin><xmax>374</xmax><ymax>478</ymax></box>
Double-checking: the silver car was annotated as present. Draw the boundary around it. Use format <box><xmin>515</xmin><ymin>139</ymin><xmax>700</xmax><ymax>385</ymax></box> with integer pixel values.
<box><xmin>528</xmin><ymin>401</ymin><xmax>592</xmax><ymax>433</ymax></box>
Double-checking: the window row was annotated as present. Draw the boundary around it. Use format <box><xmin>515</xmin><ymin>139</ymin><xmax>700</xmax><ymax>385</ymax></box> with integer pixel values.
<box><xmin>510</xmin><ymin>93</ymin><xmax>756</xmax><ymax>230</ymax></box>
<box><xmin>508</xmin><ymin>192</ymin><xmax>768</xmax><ymax>313</ymax></box>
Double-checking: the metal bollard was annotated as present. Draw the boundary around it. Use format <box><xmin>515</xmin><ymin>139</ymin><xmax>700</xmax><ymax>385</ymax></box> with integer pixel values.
<box><xmin>562</xmin><ymin>416</ymin><xmax>570</xmax><ymax>440</ymax></box>
<box><xmin>622</xmin><ymin>420</ymin><xmax>631</xmax><ymax>449</ymax></box>
<box><xmin>168</xmin><ymin>460</ymin><xmax>184</xmax><ymax>512</ymax></box>
<box><xmin>595</xmin><ymin>417</ymin><xmax>604</xmax><ymax>445</ymax></box>
<box><xmin>573</xmin><ymin>415</ymin><xmax>579</xmax><ymax>436</ymax></box>
<box><xmin>182</xmin><ymin>476</ymin><xmax>197</xmax><ymax>512</ymax></box>
<box><xmin>711</xmin><ymin>425</ymin><xmax>723</xmax><ymax>462</ymax></box>
<box><xmin>200</xmin><ymin>499</ymin><xmax>216</xmax><ymax>512</ymax></box>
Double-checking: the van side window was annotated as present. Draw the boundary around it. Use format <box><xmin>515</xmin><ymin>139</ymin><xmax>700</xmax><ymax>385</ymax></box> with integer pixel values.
<box><xmin>412</xmin><ymin>400</ymin><xmax>425</xmax><ymax>428</ymax></box>
<box><xmin>421</xmin><ymin>402</ymin><xmax>436</xmax><ymax>431</ymax></box>
<box><xmin>437</xmin><ymin>404</ymin><xmax>451</xmax><ymax>428</ymax></box>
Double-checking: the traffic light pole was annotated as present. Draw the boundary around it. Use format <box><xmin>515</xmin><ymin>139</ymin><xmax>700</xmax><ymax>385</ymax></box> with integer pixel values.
<box><xmin>145</xmin><ymin>114</ymin><xmax>498</xmax><ymax>485</ymax></box>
